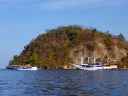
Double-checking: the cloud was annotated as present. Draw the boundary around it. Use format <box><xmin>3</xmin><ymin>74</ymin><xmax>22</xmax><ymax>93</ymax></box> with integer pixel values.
<box><xmin>39</xmin><ymin>0</ymin><xmax>128</xmax><ymax>10</ymax></box>
<box><xmin>40</xmin><ymin>0</ymin><xmax>105</xmax><ymax>10</ymax></box>
<box><xmin>0</xmin><ymin>0</ymin><xmax>127</xmax><ymax>10</ymax></box>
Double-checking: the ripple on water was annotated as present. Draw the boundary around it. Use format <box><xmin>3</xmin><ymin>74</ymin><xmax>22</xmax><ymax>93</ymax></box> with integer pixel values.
<box><xmin>0</xmin><ymin>69</ymin><xmax>128</xmax><ymax>96</ymax></box>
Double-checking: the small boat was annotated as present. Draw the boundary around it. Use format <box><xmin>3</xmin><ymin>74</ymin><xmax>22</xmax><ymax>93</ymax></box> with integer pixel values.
<box><xmin>102</xmin><ymin>63</ymin><xmax>117</xmax><ymax>69</ymax></box>
<box><xmin>6</xmin><ymin>67</ymin><xmax>18</xmax><ymax>70</ymax></box>
<box><xmin>17</xmin><ymin>67</ymin><xmax>38</xmax><ymax>70</ymax></box>
<box><xmin>6</xmin><ymin>65</ymin><xmax>38</xmax><ymax>70</ymax></box>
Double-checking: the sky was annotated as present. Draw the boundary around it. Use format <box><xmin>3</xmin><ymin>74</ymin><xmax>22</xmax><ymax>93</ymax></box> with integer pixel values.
<box><xmin>0</xmin><ymin>0</ymin><xmax>128</xmax><ymax>68</ymax></box>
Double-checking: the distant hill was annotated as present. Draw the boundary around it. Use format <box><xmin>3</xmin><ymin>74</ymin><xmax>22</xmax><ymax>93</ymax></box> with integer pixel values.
<box><xmin>9</xmin><ymin>25</ymin><xmax>128</xmax><ymax>69</ymax></box>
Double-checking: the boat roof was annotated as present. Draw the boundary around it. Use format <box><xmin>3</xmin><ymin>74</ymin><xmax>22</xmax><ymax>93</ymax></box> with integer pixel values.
<box><xmin>81</xmin><ymin>64</ymin><xmax>88</xmax><ymax>65</ymax></box>
<box><xmin>10</xmin><ymin>65</ymin><xmax>31</xmax><ymax>67</ymax></box>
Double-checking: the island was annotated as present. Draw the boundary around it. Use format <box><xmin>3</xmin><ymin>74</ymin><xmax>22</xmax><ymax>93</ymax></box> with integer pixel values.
<box><xmin>7</xmin><ymin>25</ymin><xmax>128</xmax><ymax>69</ymax></box>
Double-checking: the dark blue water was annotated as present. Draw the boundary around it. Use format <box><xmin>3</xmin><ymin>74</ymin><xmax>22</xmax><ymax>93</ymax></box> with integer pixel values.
<box><xmin>0</xmin><ymin>69</ymin><xmax>128</xmax><ymax>96</ymax></box>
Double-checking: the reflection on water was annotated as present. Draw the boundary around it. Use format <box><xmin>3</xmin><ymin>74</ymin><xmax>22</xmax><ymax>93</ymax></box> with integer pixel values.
<box><xmin>0</xmin><ymin>69</ymin><xmax>128</xmax><ymax>96</ymax></box>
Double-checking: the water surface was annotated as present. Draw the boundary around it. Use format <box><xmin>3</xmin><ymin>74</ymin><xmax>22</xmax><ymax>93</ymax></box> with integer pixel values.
<box><xmin>0</xmin><ymin>69</ymin><xmax>128</xmax><ymax>96</ymax></box>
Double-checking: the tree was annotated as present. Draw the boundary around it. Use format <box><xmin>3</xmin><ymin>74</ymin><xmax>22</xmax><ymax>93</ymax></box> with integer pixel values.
<box><xmin>87</xmin><ymin>43</ymin><xmax>97</xmax><ymax>51</ymax></box>
<box><xmin>118</xmin><ymin>33</ymin><xmax>125</xmax><ymax>41</ymax></box>
<box><xmin>13</xmin><ymin>55</ymin><xmax>18</xmax><ymax>61</ymax></box>
<box><xmin>92</xmin><ymin>29</ymin><xmax>97</xmax><ymax>34</ymax></box>
<box><xmin>103</xmin><ymin>34</ymin><xmax>113</xmax><ymax>50</ymax></box>
<box><xmin>119</xmin><ymin>54</ymin><xmax>128</xmax><ymax>68</ymax></box>
<box><xmin>28</xmin><ymin>52</ymin><xmax>39</xmax><ymax>66</ymax></box>
<box><xmin>117</xmin><ymin>61</ymin><xmax>123</xmax><ymax>69</ymax></box>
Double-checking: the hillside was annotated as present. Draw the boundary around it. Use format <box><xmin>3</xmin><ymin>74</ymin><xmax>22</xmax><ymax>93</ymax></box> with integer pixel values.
<box><xmin>9</xmin><ymin>25</ymin><xmax>128</xmax><ymax>69</ymax></box>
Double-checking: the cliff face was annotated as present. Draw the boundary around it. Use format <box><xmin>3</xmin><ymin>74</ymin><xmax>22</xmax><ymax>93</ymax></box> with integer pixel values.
<box><xmin>10</xmin><ymin>25</ymin><xmax>128</xmax><ymax>69</ymax></box>
<box><xmin>70</xmin><ymin>42</ymin><xmax>127</xmax><ymax>65</ymax></box>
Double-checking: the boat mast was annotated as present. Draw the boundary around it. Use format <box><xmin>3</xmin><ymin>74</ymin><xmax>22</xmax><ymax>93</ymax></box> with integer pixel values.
<box><xmin>94</xmin><ymin>53</ymin><xmax>96</xmax><ymax>64</ymax></box>
<box><xmin>107</xmin><ymin>57</ymin><xmax>109</xmax><ymax>65</ymax></box>
<box><xmin>88</xmin><ymin>57</ymin><xmax>90</xmax><ymax>64</ymax></box>
<box><xmin>81</xmin><ymin>56</ymin><xmax>83</xmax><ymax>65</ymax></box>
<box><xmin>93</xmin><ymin>53</ymin><xmax>100</xmax><ymax>64</ymax></box>
<box><xmin>81</xmin><ymin>55</ymin><xmax>89</xmax><ymax>65</ymax></box>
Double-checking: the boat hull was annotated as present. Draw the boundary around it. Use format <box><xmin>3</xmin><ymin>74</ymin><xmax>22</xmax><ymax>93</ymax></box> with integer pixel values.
<box><xmin>77</xmin><ymin>66</ymin><xmax>102</xmax><ymax>70</ymax></box>
<box><xmin>18</xmin><ymin>67</ymin><xmax>38</xmax><ymax>70</ymax></box>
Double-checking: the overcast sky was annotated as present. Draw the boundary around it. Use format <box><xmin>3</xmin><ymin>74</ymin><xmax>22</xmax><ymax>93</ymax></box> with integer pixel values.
<box><xmin>0</xmin><ymin>0</ymin><xmax>128</xmax><ymax>68</ymax></box>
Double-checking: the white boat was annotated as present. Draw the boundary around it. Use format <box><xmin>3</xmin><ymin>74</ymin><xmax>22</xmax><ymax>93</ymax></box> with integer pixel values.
<box><xmin>73</xmin><ymin>63</ymin><xmax>102</xmax><ymax>70</ymax></box>
<box><xmin>18</xmin><ymin>67</ymin><xmax>38</xmax><ymax>70</ymax></box>
<box><xmin>102</xmin><ymin>63</ymin><xmax>117</xmax><ymax>69</ymax></box>
<box><xmin>72</xmin><ymin>55</ymin><xmax>117</xmax><ymax>70</ymax></box>
<box><xmin>72</xmin><ymin>56</ymin><xmax>102</xmax><ymax>70</ymax></box>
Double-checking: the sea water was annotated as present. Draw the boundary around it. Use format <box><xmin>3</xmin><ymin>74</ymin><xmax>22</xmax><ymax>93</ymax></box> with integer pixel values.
<box><xmin>0</xmin><ymin>69</ymin><xmax>128</xmax><ymax>96</ymax></box>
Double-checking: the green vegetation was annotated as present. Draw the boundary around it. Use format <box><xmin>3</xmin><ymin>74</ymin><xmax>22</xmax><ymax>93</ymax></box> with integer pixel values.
<box><xmin>117</xmin><ymin>54</ymin><xmax>128</xmax><ymax>69</ymax></box>
<box><xmin>103</xmin><ymin>33</ymin><xmax>113</xmax><ymax>50</ymax></box>
<box><xmin>87</xmin><ymin>42</ymin><xmax>97</xmax><ymax>51</ymax></box>
<box><xmin>118</xmin><ymin>33</ymin><xmax>125</xmax><ymax>41</ymax></box>
<box><xmin>13</xmin><ymin>55</ymin><xmax>18</xmax><ymax>61</ymax></box>
<box><xmin>27</xmin><ymin>52</ymin><xmax>39</xmax><ymax>66</ymax></box>
<box><xmin>9</xmin><ymin>25</ymin><xmax>128</xmax><ymax>69</ymax></box>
